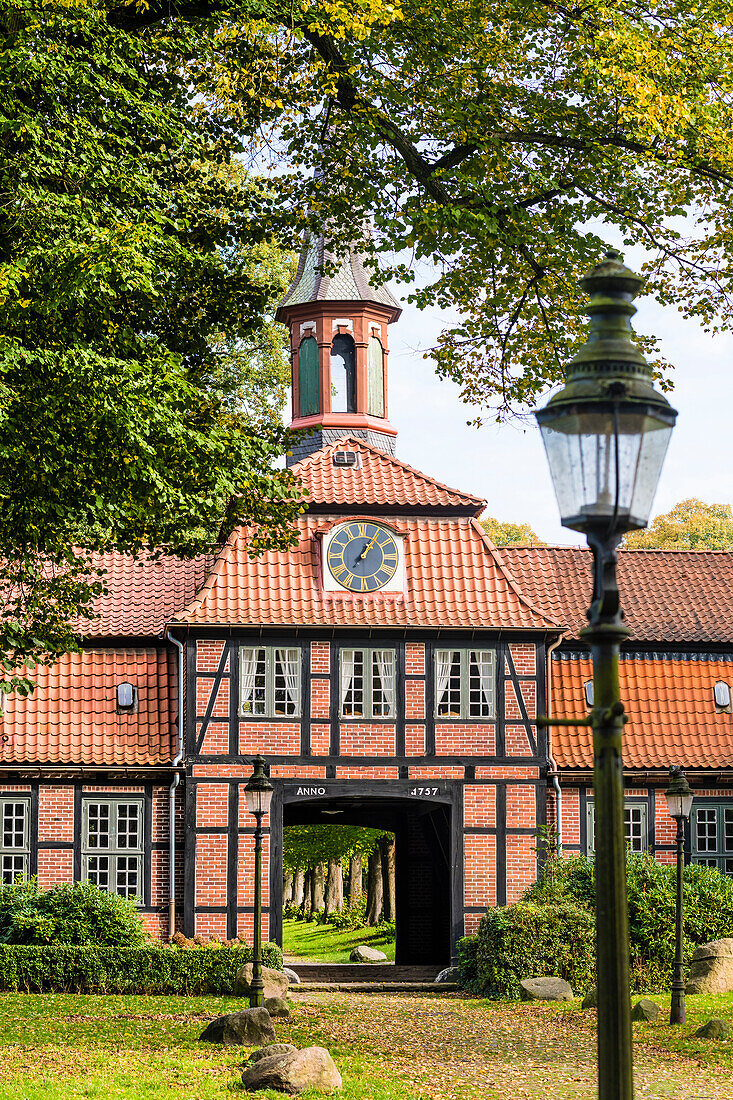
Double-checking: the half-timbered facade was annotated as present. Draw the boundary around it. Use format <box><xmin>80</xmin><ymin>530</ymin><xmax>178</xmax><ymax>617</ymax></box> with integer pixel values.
<box><xmin>1</xmin><ymin>234</ymin><xmax>733</xmax><ymax>966</ymax></box>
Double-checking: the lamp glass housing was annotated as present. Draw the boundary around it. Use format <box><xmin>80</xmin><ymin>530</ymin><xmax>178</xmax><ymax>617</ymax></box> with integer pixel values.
<box><xmin>538</xmin><ymin>403</ymin><xmax>673</xmax><ymax>534</ymax></box>
<box><xmin>244</xmin><ymin>756</ymin><xmax>274</xmax><ymax>817</ymax></box>
<box><xmin>664</xmin><ymin>775</ymin><xmax>694</xmax><ymax>821</ymax></box>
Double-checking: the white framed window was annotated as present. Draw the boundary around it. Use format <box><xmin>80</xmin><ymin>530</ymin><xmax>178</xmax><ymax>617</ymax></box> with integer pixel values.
<box><xmin>435</xmin><ymin>649</ymin><xmax>496</xmax><ymax>719</ymax></box>
<box><xmin>341</xmin><ymin>648</ymin><xmax>396</xmax><ymax>719</ymax></box>
<box><xmin>692</xmin><ymin>803</ymin><xmax>733</xmax><ymax>875</ymax></box>
<box><xmin>82</xmin><ymin>798</ymin><xmax>144</xmax><ymax>900</ymax></box>
<box><xmin>0</xmin><ymin>797</ymin><xmax>30</xmax><ymax>884</ymax></box>
<box><xmin>240</xmin><ymin>647</ymin><xmax>300</xmax><ymax>717</ymax></box>
<box><xmin>586</xmin><ymin>800</ymin><xmax>648</xmax><ymax>855</ymax></box>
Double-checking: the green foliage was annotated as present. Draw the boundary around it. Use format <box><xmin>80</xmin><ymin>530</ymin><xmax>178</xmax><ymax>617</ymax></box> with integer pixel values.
<box><xmin>0</xmin><ymin>880</ymin><xmax>147</xmax><ymax>947</ymax></box>
<box><xmin>474</xmin><ymin>903</ymin><xmax>596</xmax><ymax>998</ymax></box>
<box><xmin>0</xmin><ymin>1</ymin><xmax>302</xmax><ymax>678</ymax></box>
<box><xmin>622</xmin><ymin>499</ymin><xmax>733</xmax><ymax>550</ymax></box>
<box><xmin>283</xmin><ymin>825</ymin><xmax>383</xmax><ymax>872</ymax></box>
<box><xmin>0</xmin><ymin>942</ymin><xmax>282</xmax><ymax>994</ymax></box>
<box><xmin>481</xmin><ymin>517</ymin><xmax>546</xmax><ymax>547</ymax></box>
<box><xmin>456</xmin><ymin>934</ymin><xmax>479</xmax><ymax>989</ymax></box>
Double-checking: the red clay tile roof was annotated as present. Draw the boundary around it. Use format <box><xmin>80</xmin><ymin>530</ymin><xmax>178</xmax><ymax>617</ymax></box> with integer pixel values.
<box><xmin>499</xmin><ymin>546</ymin><xmax>733</xmax><ymax>644</ymax></box>
<box><xmin>75</xmin><ymin>552</ymin><xmax>210</xmax><ymax>638</ymax></box>
<box><xmin>292</xmin><ymin>437</ymin><xmax>485</xmax><ymax>514</ymax></box>
<box><xmin>0</xmin><ymin>648</ymin><xmax>175</xmax><ymax>766</ymax></box>
<box><xmin>174</xmin><ymin>516</ymin><xmax>559</xmax><ymax>631</ymax></box>
<box><xmin>553</xmin><ymin>653</ymin><xmax>733</xmax><ymax>769</ymax></box>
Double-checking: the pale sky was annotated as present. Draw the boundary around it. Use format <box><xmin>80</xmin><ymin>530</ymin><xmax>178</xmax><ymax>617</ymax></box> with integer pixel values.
<box><xmin>386</xmin><ymin>271</ymin><xmax>733</xmax><ymax>546</ymax></box>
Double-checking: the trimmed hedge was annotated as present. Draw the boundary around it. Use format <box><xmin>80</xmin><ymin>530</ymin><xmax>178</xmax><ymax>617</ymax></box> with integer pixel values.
<box><xmin>474</xmin><ymin>903</ymin><xmax>595</xmax><ymax>998</ymax></box>
<box><xmin>0</xmin><ymin>942</ymin><xmax>283</xmax><ymax>994</ymax></box>
<box><xmin>456</xmin><ymin>933</ymin><xmax>479</xmax><ymax>990</ymax></box>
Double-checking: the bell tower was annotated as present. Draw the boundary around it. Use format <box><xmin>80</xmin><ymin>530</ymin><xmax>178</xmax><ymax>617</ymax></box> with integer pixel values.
<box><xmin>276</xmin><ymin>234</ymin><xmax>402</xmax><ymax>465</ymax></box>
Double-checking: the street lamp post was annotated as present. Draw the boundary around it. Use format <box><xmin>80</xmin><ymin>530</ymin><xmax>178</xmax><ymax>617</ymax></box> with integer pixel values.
<box><xmin>243</xmin><ymin>755</ymin><xmax>274</xmax><ymax>1009</ymax></box>
<box><xmin>535</xmin><ymin>251</ymin><xmax>677</xmax><ymax>1100</ymax></box>
<box><xmin>664</xmin><ymin>766</ymin><xmax>693</xmax><ymax>1025</ymax></box>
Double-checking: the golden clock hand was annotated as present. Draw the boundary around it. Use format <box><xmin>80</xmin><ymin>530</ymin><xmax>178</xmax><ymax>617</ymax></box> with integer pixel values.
<box><xmin>356</xmin><ymin>532</ymin><xmax>380</xmax><ymax>562</ymax></box>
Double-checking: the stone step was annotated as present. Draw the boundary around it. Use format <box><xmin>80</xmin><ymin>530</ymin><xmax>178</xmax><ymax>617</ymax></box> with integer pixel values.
<box><xmin>291</xmin><ymin>981</ymin><xmax>459</xmax><ymax>993</ymax></box>
<box><xmin>287</xmin><ymin>963</ymin><xmax>444</xmax><ymax>984</ymax></box>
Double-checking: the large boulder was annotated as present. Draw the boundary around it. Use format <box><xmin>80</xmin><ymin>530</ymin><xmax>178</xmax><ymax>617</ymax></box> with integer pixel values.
<box><xmin>241</xmin><ymin>1045</ymin><xmax>342</xmax><ymax>1094</ymax></box>
<box><xmin>435</xmin><ymin>966</ymin><xmax>460</xmax><ymax>983</ymax></box>
<box><xmin>248</xmin><ymin>1043</ymin><xmax>298</xmax><ymax>1064</ymax></box>
<box><xmin>235</xmin><ymin>963</ymin><xmax>290</xmax><ymax>1000</ymax></box>
<box><xmin>519</xmin><ymin>977</ymin><xmax>574</xmax><ymax>1002</ymax></box>
<box><xmin>687</xmin><ymin>939</ymin><xmax>733</xmax><ymax>995</ymax></box>
<box><xmin>283</xmin><ymin>967</ymin><xmax>301</xmax><ymax>985</ymax></box>
<box><xmin>631</xmin><ymin>998</ymin><xmax>660</xmax><ymax>1022</ymax></box>
<box><xmin>696</xmin><ymin>1018</ymin><xmax>733</xmax><ymax>1040</ymax></box>
<box><xmin>581</xmin><ymin>986</ymin><xmax>597</xmax><ymax>1010</ymax></box>
<box><xmin>266</xmin><ymin>997</ymin><xmax>290</xmax><ymax>1018</ymax></box>
<box><xmin>349</xmin><ymin>944</ymin><xmax>387</xmax><ymax>963</ymax></box>
<box><xmin>199</xmin><ymin>1008</ymin><xmax>276</xmax><ymax>1047</ymax></box>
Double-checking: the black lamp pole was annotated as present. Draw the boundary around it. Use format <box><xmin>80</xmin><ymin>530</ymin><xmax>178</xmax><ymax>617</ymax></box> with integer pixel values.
<box><xmin>665</xmin><ymin>766</ymin><xmax>693</xmax><ymax>1025</ymax></box>
<box><xmin>536</xmin><ymin>251</ymin><xmax>677</xmax><ymax>1100</ymax></box>
<box><xmin>243</xmin><ymin>755</ymin><xmax>274</xmax><ymax>1009</ymax></box>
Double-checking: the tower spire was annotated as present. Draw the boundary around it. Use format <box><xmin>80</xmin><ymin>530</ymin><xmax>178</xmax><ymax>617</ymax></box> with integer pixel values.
<box><xmin>276</xmin><ymin>231</ymin><xmax>401</xmax><ymax>465</ymax></box>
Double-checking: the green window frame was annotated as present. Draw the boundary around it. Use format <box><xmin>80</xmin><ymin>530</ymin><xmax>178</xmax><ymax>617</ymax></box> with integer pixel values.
<box><xmin>586</xmin><ymin>799</ymin><xmax>648</xmax><ymax>855</ymax></box>
<box><xmin>692</xmin><ymin>802</ymin><xmax>733</xmax><ymax>875</ymax></box>
<box><xmin>0</xmin><ymin>797</ymin><xmax>30</xmax><ymax>884</ymax></box>
<box><xmin>298</xmin><ymin>336</ymin><xmax>320</xmax><ymax>417</ymax></box>
<box><xmin>82</xmin><ymin>797</ymin><xmax>144</xmax><ymax>901</ymax></box>
<box><xmin>240</xmin><ymin>646</ymin><xmax>301</xmax><ymax>718</ymax></box>
<box><xmin>367</xmin><ymin>336</ymin><xmax>385</xmax><ymax>417</ymax></box>
<box><xmin>340</xmin><ymin>648</ymin><xmax>396</xmax><ymax>719</ymax></box>
<box><xmin>435</xmin><ymin>648</ymin><xmax>496</xmax><ymax>719</ymax></box>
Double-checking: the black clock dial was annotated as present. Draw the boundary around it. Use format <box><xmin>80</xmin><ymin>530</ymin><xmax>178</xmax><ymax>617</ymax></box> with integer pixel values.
<box><xmin>327</xmin><ymin>521</ymin><xmax>399</xmax><ymax>592</ymax></box>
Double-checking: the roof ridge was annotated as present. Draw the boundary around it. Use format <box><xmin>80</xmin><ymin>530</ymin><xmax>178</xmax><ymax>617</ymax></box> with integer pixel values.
<box><xmin>291</xmin><ymin>436</ymin><xmax>486</xmax><ymax>508</ymax></box>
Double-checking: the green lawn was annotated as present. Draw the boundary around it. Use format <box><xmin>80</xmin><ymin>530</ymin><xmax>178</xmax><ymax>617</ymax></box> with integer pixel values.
<box><xmin>282</xmin><ymin>917</ymin><xmax>396</xmax><ymax>963</ymax></box>
<box><xmin>0</xmin><ymin>988</ymin><xmax>732</xmax><ymax>1099</ymax></box>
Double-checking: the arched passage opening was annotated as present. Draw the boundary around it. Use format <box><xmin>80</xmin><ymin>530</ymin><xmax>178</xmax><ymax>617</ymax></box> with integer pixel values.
<box><xmin>271</xmin><ymin>783</ymin><xmax>459</xmax><ymax>967</ymax></box>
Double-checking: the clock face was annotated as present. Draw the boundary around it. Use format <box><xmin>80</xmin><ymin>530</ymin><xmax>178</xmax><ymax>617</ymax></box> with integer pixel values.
<box><xmin>326</xmin><ymin>521</ymin><xmax>399</xmax><ymax>592</ymax></box>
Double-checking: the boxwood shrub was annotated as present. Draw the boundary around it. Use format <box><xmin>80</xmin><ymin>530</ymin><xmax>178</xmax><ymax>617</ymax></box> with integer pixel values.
<box><xmin>0</xmin><ymin>942</ymin><xmax>283</xmax><ymax>994</ymax></box>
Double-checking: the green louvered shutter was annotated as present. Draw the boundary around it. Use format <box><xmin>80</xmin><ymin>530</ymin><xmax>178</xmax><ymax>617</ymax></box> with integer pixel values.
<box><xmin>298</xmin><ymin>336</ymin><xmax>319</xmax><ymax>416</ymax></box>
<box><xmin>367</xmin><ymin>337</ymin><xmax>384</xmax><ymax>417</ymax></box>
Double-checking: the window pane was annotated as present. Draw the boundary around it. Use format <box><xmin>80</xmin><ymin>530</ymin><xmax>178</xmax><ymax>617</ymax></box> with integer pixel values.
<box><xmin>436</xmin><ymin>651</ymin><xmax>461</xmax><ymax>717</ymax></box>
<box><xmin>724</xmin><ymin>808</ymin><xmax>733</xmax><ymax>853</ymax></box>
<box><xmin>274</xmin><ymin>648</ymin><xmax>299</xmax><ymax>716</ymax></box>
<box><xmin>1</xmin><ymin>854</ymin><xmax>25</xmax><ymax>884</ymax></box>
<box><xmin>87</xmin><ymin>804</ymin><xmax>110</xmax><ymax>849</ymax></box>
<box><xmin>624</xmin><ymin>806</ymin><xmax>645</xmax><ymax>852</ymax></box>
<box><xmin>725</xmin><ymin>859</ymin><xmax>733</xmax><ymax>877</ymax></box>
<box><xmin>2</xmin><ymin>803</ymin><xmax>25</xmax><ymax>849</ymax></box>
<box><xmin>116</xmin><ymin>804</ymin><xmax>140</xmax><ymax>851</ymax></box>
<box><xmin>87</xmin><ymin>855</ymin><xmax>110</xmax><ymax>891</ymax></box>
<box><xmin>696</xmin><ymin>808</ymin><xmax>718</xmax><ymax>853</ymax></box>
<box><xmin>696</xmin><ymin>857</ymin><xmax>719</xmax><ymax>869</ymax></box>
<box><xmin>468</xmin><ymin>650</ymin><xmax>494</xmax><ymax>718</ymax></box>
<box><xmin>342</xmin><ymin>650</ymin><xmax>364</xmax><ymax>717</ymax></box>
<box><xmin>116</xmin><ymin>856</ymin><xmax>140</xmax><ymax>899</ymax></box>
<box><xmin>372</xmin><ymin>650</ymin><xmax>395</xmax><ymax>717</ymax></box>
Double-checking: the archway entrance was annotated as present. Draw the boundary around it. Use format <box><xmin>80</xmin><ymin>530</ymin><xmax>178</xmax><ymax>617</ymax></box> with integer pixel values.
<box><xmin>270</xmin><ymin>780</ymin><xmax>462</xmax><ymax>966</ymax></box>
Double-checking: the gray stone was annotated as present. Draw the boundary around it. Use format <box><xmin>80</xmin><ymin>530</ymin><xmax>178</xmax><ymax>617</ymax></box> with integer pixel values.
<box><xmin>519</xmin><ymin>977</ymin><xmax>574</xmax><ymax>1002</ymax></box>
<box><xmin>349</xmin><ymin>944</ymin><xmax>388</xmax><ymax>963</ymax></box>
<box><xmin>696</xmin><ymin>1018</ymin><xmax>733</xmax><ymax>1040</ymax></box>
<box><xmin>687</xmin><ymin>938</ymin><xmax>733</xmax><ymax>995</ymax></box>
<box><xmin>435</xmin><ymin>966</ymin><xmax>460</xmax><ymax>983</ymax></box>
<box><xmin>266</xmin><ymin>996</ymin><xmax>291</xmax><ymax>1018</ymax></box>
<box><xmin>199</xmin><ymin>1008</ymin><xmax>276</xmax><ymax>1047</ymax></box>
<box><xmin>283</xmin><ymin>967</ymin><xmax>301</xmax><ymax>985</ymax></box>
<box><xmin>248</xmin><ymin>1043</ymin><xmax>298</xmax><ymax>1064</ymax></box>
<box><xmin>235</xmin><ymin>963</ymin><xmax>290</xmax><ymax>1000</ymax></box>
<box><xmin>241</xmin><ymin>1045</ymin><xmax>342</xmax><ymax>1094</ymax></box>
<box><xmin>581</xmin><ymin>986</ymin><xmax>597</xmax><ymax>1010</ymax></box>
<box><xmin>631</xmin><ymin>998</ymin><xmax>660</xmax><ymax>1022</ymax></box>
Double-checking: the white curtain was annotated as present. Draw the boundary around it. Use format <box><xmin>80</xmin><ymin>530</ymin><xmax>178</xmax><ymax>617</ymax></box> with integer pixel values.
<box><xmin>279</xmin><ymin>649</ymin><xmax>300</xmax><ymax>713</ymax></box>
<box><xmin>435</xmin><ymin>650</ymin><xmax>452</xmax><ymax>711</ymax></box>
<box><xmin>374</xmin><ymin>650</ymin><xmax>395</xmax><ymax>716</ymax></box>
<box><xmin>241</xmin><ymin>647</ymin><xmax>256</xmax><ymax>712</ymax></box>
<box><xmin>341</xmin><ymin>650</ymin><xmax>355</xmax><ymax>712</ymax></box>
<box><xmin>474</xmin><ymin>650</ymin><xmax>494</xmax><ymax>712</ymax></box>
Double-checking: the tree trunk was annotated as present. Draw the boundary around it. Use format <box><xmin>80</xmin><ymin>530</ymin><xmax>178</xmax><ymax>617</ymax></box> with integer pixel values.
<box><xmin>292</xmin><ymin>868</ymin><xmax>305</xmax><ymax>907</ymax></box>
<box><xmin>311</xmin><ymin>862</ymin><xmax>325</xmax><ymax>913</ymax></box>
<box><xmin>324</xmin><ymin>857</ymin><xmax>344</xmax><ymax>916</ymax></box>
<box><xmin>302</xmin><ymin>868</ymin><xmax>312</xmax><ymax>916</ymax></box>
<box><xmin>379</xmin><ymin>833</ymin><xmax>396</xmax><ymax>922</ymax></box>
<box><xmin>365</xmin><ymin>845</ymin><xmax>383</xmax><ymax>925</ymax></box>
<box><xmin>348</xmin><ymin>853</ymin><xmax>363</xmax><ymax>907</ymax></box>
<box><xmin>283</xmin><ymin>871</ymin><xmax>294</xmax><ymax>905</ymax></box>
